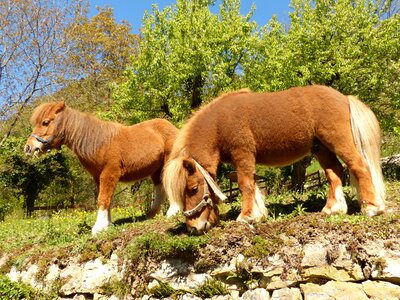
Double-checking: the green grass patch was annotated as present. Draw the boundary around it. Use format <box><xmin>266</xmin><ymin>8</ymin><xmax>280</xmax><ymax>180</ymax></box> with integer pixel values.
<box><xmin>0</xmin><ymin>275</ymin><xmax>35</xmax><ymax>299</ymax></box>
<box><xmin>193</xmin><ymin>279</ymin><xmax>228</xmax><ymax>298</ymax></box>
<box><xmin>126</xmin><ymin>231</ymin><xmax>209</xmax><ymax>262</ymax></box>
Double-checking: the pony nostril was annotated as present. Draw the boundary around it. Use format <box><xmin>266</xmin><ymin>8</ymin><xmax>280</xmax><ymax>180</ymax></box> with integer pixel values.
<box><xmin>187</xmin><ymin>225</ymin><xmax>201</xmax><ymax>235</ymax></box>
<box><xmin>187</xmin><ymin>224</ymin><xmax>206</xmax><ymax>235</ymax></box>
<box><xmin>24</xmin><ymin>145</ymin><xmax>31</xmax><ymax>154</ymax></box>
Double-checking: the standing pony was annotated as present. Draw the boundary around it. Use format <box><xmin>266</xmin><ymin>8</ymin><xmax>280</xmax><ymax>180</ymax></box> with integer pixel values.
<box><xmin>163</xmin><ymin>85</ymin><xmax>385</xmax><ymax>234</ymax></box>
<box><xmin>25</xmin><ymin>101</ymin><xmax>179</xmax><ymax>234</ymax></box>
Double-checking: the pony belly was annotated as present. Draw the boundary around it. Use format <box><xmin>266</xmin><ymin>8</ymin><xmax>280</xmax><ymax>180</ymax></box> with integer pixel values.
<box><xmin>256</xmin><ymin>149</ymin><xmax>311</xmax><ymax>167</ymax></box>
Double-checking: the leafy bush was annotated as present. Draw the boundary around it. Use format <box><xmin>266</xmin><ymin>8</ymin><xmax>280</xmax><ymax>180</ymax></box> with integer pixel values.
<box><xmin>0</xmin><ymin>200</ymin><xmax>11</xmax><ymax>221</ymax></box>
<box><xmin>0</xmin><ymin>275</ymin><xmax>35</xmax><ymax>299</ymax></box>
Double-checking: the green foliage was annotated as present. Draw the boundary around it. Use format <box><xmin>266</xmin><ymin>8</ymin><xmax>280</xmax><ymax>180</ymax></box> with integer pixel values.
<box><xmin>243</xmin><ymin>235</ymin><xmax>282</xmax><ymax>258</ymax></box>
<box><xmin>148</xmin><ymin>281</ymin><xmax>176</xmax><ymax>298</ymax></box>
<box><xmin>0</xmin><ymin>275</ymin><xmax>35</xmax><ymax>299</ymax></box>
<box><xmin>0</xmin><ymin>136</ymin><xmax>74</xmax><ymax>215</ymax></box>
<box><xmin>101</xmin><ymin>279</ymin><xmax>131</xmax><ymax>297</ymax></box>
<box><xmin>0</xmin><ymin>200</ymin><xmax>11</xmax><ymax>222</ymax></box>
<box><xmin>243</xmin><ymin>0</ymin><xmax>400</xmax><ymax>130</ymax></box>
<box><xmin>111</xmin><ymin>0</ymin><xmax>257</xmax><ymax>123</ymax></box>
<box><xmin>194</xmin><ymin>279</ymin><xmax>228</xmax><ymax>298</ymax></box>
<box><xmin>126</xmin><ymin>232</ymin><xmax>209</xmax><ymax>262</ymax></box>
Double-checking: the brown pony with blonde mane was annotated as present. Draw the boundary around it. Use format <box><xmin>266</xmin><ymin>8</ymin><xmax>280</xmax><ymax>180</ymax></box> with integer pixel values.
<box><xmin>163</xmin><ymin>85</ymin><xmax>386</xmax><ymax>234</ymax></box>
<box><xmin>25</xmin><ymin>101</ymin><xmax>179</xmax><ymax>234</ymax></box>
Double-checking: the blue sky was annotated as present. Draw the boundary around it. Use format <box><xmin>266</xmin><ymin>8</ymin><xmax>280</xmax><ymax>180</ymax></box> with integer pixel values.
<box><xmin>88</xmin><ymin>0</ymin><xmax>292</xmax><ymax>32</ymax></box>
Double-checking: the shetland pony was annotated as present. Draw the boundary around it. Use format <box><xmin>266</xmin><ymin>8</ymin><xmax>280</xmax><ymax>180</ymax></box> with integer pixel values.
<box><xmin>163</xmin><ymin>85</ymin><xmax>385</xmax><ymax>234</ymax></box>
<box><xmin>24</xmin><ymin>101</ymin><xmax>179</xmax><ymax>234</ymax></box>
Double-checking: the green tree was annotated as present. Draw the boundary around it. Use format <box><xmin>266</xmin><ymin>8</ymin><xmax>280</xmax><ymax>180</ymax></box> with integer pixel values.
<box><xmin>111</xmin><ymin>0</ymin><xmax>258</xmax><ymax>123</ymax></box>
<box><xmin>0</xmin><ymin>137</ymin><xmax>73</xmax><ymax>216</ymax></box>
<box><xmin>243</xmin><ymin>0</ymin><xmax>399</xmax><ymax>130</ymax></box>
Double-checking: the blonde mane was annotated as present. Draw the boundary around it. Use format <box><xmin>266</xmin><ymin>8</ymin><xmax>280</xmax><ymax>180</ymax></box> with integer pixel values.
<box><xmin>60</xmin><ymin>107</ymin><xmax>122</xmax><ymax>161</ymax></box>
<box><xmin>164</xmin><ymin>89</ymin><xmax>252</xmax><ymax>208</ymax></box>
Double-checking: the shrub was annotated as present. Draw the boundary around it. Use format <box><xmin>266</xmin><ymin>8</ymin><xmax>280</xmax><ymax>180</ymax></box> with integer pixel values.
<box><xmin>0</xmin><ymin>275</ymin><xmax>35</xmax><ymax>299</ymax></box>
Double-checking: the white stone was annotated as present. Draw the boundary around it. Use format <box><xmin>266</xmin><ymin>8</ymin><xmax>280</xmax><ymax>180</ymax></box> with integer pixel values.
<box><xmin>301</xmin><ymin>243</ymin><xmax>328</xmax><ymax>267</ymax></box>
<box><xmin>241</xmin><ymin>288</ymin><xmax>270</xmax><ymax>300</ymax></box>
<box><xmin>271</xmin><ymin>287</ymin><xmax>302</xmax><ymax>300</ymax></box>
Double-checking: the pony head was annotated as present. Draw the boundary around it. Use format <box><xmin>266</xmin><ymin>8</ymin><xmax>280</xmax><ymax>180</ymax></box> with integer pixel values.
<box><xmin>24</xmin><ymin>101</ymin><xmax>66</xmax><ymax>156</ymax></box>
<box><xmin>163</xmin><ymin>157</ymin><xmax>226</xmax><ymax>234</ymax></box>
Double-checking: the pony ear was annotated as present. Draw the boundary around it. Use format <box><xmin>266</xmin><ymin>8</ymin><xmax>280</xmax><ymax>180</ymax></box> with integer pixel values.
<box><xmin>182</xmin><ymin>158</ymin><xmax>196</xmax><ymax>175</ymax></box>
<box><xmin>55</xmin><ymin>101</ymin><xmax>65</xmax><ymax>113</ymax></box>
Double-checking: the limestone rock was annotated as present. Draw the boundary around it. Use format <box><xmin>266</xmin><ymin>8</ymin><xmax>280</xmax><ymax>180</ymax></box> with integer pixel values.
<box><xmin>301</xmin><ymin>243</ymin><xmax>328</xmax><ymax>267</ymax></box>
<box><xmin>59</xmin><ymin>254</ymin><xmax>120</xmax><ymax>296</ymax></box>
<box><xmin>241</xmin><ymin>288</ymin><xmax>270</xmax><ymax>300</ymax></box>
<box><xmin>371</xmin><ymin>257</ymin><xmax>400</xmax><ymax>284</ymax></box>
<box><xmin>301</xmin><ymin>281</ymin><xmax>369</xmax><ymax>300</ymax></box>
<box><xmin>362</xmin><ymin>280</ymin><xmax>400</xmax><ymax>299</ymax></box>
<box><xmin>271</xmin><ymin>287</ymin><xmax>302</xmax><ymax>300</ymax></box>
<box><xmin>302</xmin><ymin>265</ymin><xmax>362</xmax><ymax>282</ymax></box>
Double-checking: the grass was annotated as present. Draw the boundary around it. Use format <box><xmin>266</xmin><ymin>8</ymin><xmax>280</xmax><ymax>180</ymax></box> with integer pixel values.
<box><xmin>0</xmin><ymin>180</ymin><xmax>399</xmax><ymax>297</ymax></box>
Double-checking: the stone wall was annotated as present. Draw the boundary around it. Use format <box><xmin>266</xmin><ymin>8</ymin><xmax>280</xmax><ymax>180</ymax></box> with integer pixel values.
<box><xmin>4</xmin><ymin>237</ymin><xmax>400</xmax><ymax>299</ymax></box>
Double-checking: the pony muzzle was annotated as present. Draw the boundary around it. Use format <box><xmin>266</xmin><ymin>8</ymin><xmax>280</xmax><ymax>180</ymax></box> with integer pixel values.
<box><xmin>186</xmin><ymin>208</ymin><xmax>218</xmax><ymax>235</ymax></box>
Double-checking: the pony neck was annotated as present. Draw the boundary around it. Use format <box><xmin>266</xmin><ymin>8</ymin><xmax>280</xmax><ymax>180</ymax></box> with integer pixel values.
<box><xmin>60</xmin><ymin>107</ymin><xmax>120</xmax><ymax>161</ymax></box>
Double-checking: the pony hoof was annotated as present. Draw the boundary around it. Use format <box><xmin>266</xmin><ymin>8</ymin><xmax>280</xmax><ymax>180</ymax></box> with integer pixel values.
<box><xmin>236</xmin><ymin>214</ymin><xmax>255</xmax><ymax>224</ymax></box>
<box><xmin>321</xmin><ymin>207</ymin><xmax>332</xmax><ymax>215</ymax></box>
<box><xmin>322</xmin><ymin>204</ymin><xmax>347</xmax><ymax>215</ymax></box>
<box><xmin>91</xmin><ymin>224</ymin><xmax>109</xmax><ymax>236</ymax></box>
<box><xmin>363</xmin><ymin>205</ymin><xmax>385</xmax><ymax>217</ymax></box>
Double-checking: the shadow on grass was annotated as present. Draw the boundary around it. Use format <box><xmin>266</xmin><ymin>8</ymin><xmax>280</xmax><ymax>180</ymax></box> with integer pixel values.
<box><xmin>221</xmin><ymin>189</ymin><xmax>361</xmax><ymax>222</ymax></box>
<box><xmin>167</xmin><ymin>222</ymin><xmax>188</xmax><ymax>235</ymax></box>
<box><xmin>113</xmin><ymin>214</ymin><xmax>147</xmax><ymax>226</ymax></box>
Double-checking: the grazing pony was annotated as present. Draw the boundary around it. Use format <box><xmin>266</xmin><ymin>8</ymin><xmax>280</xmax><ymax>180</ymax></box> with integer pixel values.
<box><xmin>163</xmin><ymin>85</ymin><xmax>385</xmax><ymax>234</ymax></box>
<box><xmin>25</xmin><ymin>101</ymin><xmax>179</xmax><ymax>234</ymax></box>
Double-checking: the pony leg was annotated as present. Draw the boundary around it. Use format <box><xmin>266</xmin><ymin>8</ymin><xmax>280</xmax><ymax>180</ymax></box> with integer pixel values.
<box><xmin>342</xmin><ymin>154</ymin><xmax>385</xmax><ymax>216</ymax></box>
<box><xmin>314</xmin><ymin>145</ymin><xmax>347</xmax><ymax>214</ymax></box>
<box><xmin>327</xmin><ymin>138</ymin><xmax>385</xmax><ymax>215</ymax></box>
<box><xmin>233</xmin><ymin>154</ymin><xmax>268</xmax><ymax>223</ymax></box>
<box><xmin>147</xmin><ymin>171</ymin><xmax>168</xmax><ymax>218</ymax></box>
<box><xmin>92</xmin><ymin>172</ymin><xmax>119</xmax><ymax>235</ymax></box>
<box><xmin>147</xmin><ymin>183</ymin><xmax>165</xmax><ymax>218</ymax></box>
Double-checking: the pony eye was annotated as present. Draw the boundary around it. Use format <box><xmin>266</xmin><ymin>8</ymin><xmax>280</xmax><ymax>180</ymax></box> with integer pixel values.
<box><xmin>191</xmin><ymin>186</ymin><xmax>198</xmax><ymax>195</ymax></box>
<box><xmin>42</xmin><ymin>120</ymin><xmax>50</xmax><ymax>126</ymax></box>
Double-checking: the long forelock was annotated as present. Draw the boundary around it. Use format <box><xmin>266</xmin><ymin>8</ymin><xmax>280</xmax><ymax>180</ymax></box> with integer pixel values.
<box><xmin>31</xmin><ymin>102</ymin><xmax>56</xmax><ymax>125</ymax></box>
<box><xmin>163</xmin><ymin>157</ymin><xmax>187</xmax><ymax>211</ymax></box>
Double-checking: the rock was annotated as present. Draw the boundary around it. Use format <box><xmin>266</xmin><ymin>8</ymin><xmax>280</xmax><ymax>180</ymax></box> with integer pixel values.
<box><xmin>301</xmin><ymin>243</ymin><xmax>328</xmax><ymax>267</ymax></box>
<box><xmin>301</xmin><ymin>281</ymin><xmax>368</xmax><ymax>300</ymax></box>
<box><xmin>211</xmin><ymin>295</ymin><xmax>230</xmax><ymax>300</ymax></box>
<box><xmin>302</xmin><ymin>265</ymin><xmax>362</xmax><ymax>282</ymax></box>
<box><xmin>7</xmin><ymin>264</ymin><xmax>42</xmax><ymax>290</ymax></box>
<box><xmin>179</xmin><ymin>294</ymin><xmax>203</xmax><ymax>300</ymax></box>
<box><xmin>371</xmin><ymin>257</ymin><xmax>400</xmax><ymax>284</ymax></box>
<box><xmin>241</xmin><ymin>288</ymin><xmax>270</xmax><ymax>300</ymax></box>
<box><xmin>271</xmin><ymin>287</ymin><xmax>302</xmax><ymax>300</ymax></box>
<box><xmin>362</xmin><ymin>280</ymin><xmax>400</xmax><ymax>299</ymax></box>
<box><xmin>59</xmin><ymin>254</ymin><xmax>120</xmax><ymax>296</ymax></box>
<box><xmin>150</xmin><ymin>259</ymin><xmax>210</xmax><ymax>290</ymax></box>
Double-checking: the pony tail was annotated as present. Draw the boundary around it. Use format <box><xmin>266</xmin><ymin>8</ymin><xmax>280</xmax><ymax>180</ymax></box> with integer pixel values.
<box><xmin>348</xmin><ymin>96</ymin><xmax>385</xmax><ymax>205</ymax></box>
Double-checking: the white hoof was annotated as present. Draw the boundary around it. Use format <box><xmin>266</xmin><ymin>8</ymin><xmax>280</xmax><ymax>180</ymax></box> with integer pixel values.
<box><xmin>91</xmin><ymin>209</ymin><xmax>111</xmax><ymax>235</ymax></box>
